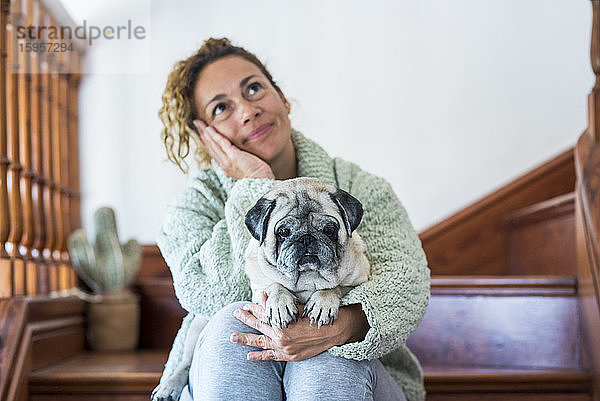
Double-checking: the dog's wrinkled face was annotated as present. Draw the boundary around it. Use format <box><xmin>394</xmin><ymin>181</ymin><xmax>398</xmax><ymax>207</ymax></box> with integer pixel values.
<box><xmin>275</xmin><ymin>202</ymin><xmax>341</xmax><ymax>274</ymax></box>
<box><xmin>245</xmin><ymin>178</ymin><xmax>363</xmax><ymax>285</ymax></box>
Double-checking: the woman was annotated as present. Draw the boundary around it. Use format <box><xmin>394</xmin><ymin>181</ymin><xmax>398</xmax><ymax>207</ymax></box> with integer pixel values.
<box><xmin>155</xmin><ymin>37</ymin><xmax>430</xmax><ymax>401</ymax></box>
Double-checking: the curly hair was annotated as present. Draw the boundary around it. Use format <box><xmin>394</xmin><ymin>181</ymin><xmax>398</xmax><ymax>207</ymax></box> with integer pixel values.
<box><xmin>159</xmin><ymin>37</ymin><xmax>282</xmax><ymax>172</ymax></box>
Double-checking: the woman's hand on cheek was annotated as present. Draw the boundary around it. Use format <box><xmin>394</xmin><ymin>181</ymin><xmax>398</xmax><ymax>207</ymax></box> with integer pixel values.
<box><xmin>194</xmin><ymin>120</ymin><xmax>275</xmax><ymax>180</ymax></box>
<box><xmin>230</xmin><ymin>292</ymin><xmax>350</xmax><ymax>362</ymax></box>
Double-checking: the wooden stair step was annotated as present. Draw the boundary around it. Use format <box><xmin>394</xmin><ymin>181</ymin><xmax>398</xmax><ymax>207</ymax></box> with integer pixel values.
<box><xmin>423</xmin><ymin>365</ymin><xmax>591</xmax><ymax>400</ymax></box>
<box><xmin>28</xmin><ymin>351</ymin><xmax>166</xmax><ymax>401</ymax></box>
<box><xmin>428</xmin><ymin>275</ymin><xmax>576</xmax><ymax>295</ymax></box>
<box><xmin>407</xmin><ymin>276</ymin><xmax>581</xmax><ymax>370</ymax></box>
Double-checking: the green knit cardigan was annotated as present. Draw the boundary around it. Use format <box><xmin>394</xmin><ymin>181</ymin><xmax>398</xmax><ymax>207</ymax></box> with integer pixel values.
<box><xmin>156</xmin><ymin>130</ymin><xmax>430</xmax><ymax>401</ymax></box>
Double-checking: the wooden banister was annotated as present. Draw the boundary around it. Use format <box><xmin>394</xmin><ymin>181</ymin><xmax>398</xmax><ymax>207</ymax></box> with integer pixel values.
<box><xmin>575</xmin><ymin>1</ymin><xmax>600</xmax><ymax>400</ymax></box>
<box><xmin>0</xmin><ymin>0</ymin><xmax>85</xmax><ymax>298</ymax></box>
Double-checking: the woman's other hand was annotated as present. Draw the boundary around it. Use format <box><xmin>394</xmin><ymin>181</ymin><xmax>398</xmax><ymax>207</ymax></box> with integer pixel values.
<box><xmin>230</xmin><ymin>291</ymin><xmax>369</xmax><ymax>362</ymax></box>
<box><xmin>194</xmin><ymin>120</ymin><xmax>275</xmax><ymax>180</ymax></box>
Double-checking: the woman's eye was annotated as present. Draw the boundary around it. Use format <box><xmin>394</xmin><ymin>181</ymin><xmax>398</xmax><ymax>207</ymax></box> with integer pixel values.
<box><xmin>247</xmin><ymin>82</ymin><xmax>263</xmax><ymax>96</ymax></box>
<box><xmin>213</xmin><ymin>103</ymin><xmax>227</xmax><ymax>116</ymax></box>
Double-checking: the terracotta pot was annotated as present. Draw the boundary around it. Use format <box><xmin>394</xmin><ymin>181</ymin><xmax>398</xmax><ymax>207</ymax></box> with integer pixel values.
<box><xmin>86</xmin><ymin>289</ymin><xmax>140</xmax><ymax>351</ymax></box>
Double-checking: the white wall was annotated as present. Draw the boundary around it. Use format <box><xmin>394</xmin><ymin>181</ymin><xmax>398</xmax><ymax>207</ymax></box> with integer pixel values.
<box><xmin>60</xmin><ymin>0</ymin><xmax>593</xmax><ymax>244</ymax></box>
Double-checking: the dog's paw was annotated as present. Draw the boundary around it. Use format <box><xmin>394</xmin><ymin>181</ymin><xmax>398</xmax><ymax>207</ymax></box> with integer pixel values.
<box><xmin>151</xmin><ymin>385</ymin><xmax>179</xmax><ymax>401</ymax></box>
<box><xmin>151</xmin><ymin>372</ymin><xmax>188</xmax><ymax>401</ymax></box>
<box><xmin>265</xmin><ymin>288</ymin><xmax>298</xmax><ymax>328</ymax></box>
<box><xmin>302</xmin><ymin>290</ymin><xmax>341</xmax><ymax>328</ymax></box>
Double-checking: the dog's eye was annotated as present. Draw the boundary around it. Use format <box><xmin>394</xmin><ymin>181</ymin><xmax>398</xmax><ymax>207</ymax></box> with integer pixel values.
<box><xmin>322</xmin><ymin>224</ymin><xmax>337</xmax><ymax>238</ymax></box>
<box><xmin>276</xmin><ymin>227</ymin><xmax>290</xmax><ymax>238</ymax></box>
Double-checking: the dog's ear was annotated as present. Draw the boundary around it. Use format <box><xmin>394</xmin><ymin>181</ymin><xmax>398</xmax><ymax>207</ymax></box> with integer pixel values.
<box><xmin>245</xmin><ymin>197</ymin><xmax>276</xmax><ymax>246</ymax></box>
<box><xmin>330</xmin><ymin>189</ymin><xmax>363</xmax><ymax>237</ymax></box>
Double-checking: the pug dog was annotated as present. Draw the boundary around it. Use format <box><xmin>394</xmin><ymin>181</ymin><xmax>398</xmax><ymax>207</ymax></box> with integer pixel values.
<box><xmin>152</xmin><ymin>177</ymin><xmax>370</xmax><ymax>401</ymax></box>
<box><xmin>244</xmin><ymin>177</ymin><xmax>370</xmax><ymax>329</ymax></box>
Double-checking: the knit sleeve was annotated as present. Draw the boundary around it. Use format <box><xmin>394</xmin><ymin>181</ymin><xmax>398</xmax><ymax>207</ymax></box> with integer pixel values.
<box><xmin>328</xmin><ymin>169</ymin><xmax>430</xmax><ymax>360</ymax></box>
<box><xmin>157</xmin><ymin>170</ymin><xmax>275</xmax><ymax>317</ymax></box>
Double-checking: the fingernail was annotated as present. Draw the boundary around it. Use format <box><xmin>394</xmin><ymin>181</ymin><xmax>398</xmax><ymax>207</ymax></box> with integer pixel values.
<box><xmin>230</xmin><ymin>334</ymin><xmax>238</xmax><ymax>343</ymax></box>
<box><xmin>242</xmin><ymin>304</ymin><xmax>251</xmax><ymax>311</ymax></box>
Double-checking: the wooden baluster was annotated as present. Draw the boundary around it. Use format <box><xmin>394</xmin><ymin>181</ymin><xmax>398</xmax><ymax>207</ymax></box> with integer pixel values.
<box><xmin>29</xmin><ymin>0</ymin><xmax>46</xmax><ymax>295</ymax></box>
<box><xmin>49</xmin><ymin>37</ymin><xmax>64</xmax><ymax>291</ymax></box>
<box><xmin>41</xmin><ymin>11</ymin><xmax>56</xmax><ymax>293</ymax></box>
<box><xmin>0</xmin><ymin>0</ymin><xmax>10</xmax><ymax>298</ymax></box>
<box><xmin>68</xmin><ymin>56</ymin><xmax>81</xmax><ymax>288</ymax></box>
<box><xmin>61</xmin><ymin>54</ymin><xmax>75</xmax><ymax>289</ymax></box>
<box><xmin>56</xmin><ymin>48</ymin><xmax>69</xmax><ymax>291</ymax></box>
<box><xmin>6</xmin><ymin>0</ymin><xmax>24</xmax><ymax>296</ymax></box>
<box><xmin>18</xmin><ymin>0</ymin><xmax>36</xmax><ymax>295</ymax></box>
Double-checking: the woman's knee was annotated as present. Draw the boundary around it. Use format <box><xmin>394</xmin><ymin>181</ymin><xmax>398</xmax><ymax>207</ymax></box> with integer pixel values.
<box><xmin>284</xmin><ymin>352</ymin><xmax>373</xmax><ymax>400</ymax></box>
<box><xmin>190</xmin><ymin>301</ymin><xmax>256</xmax><ymax>373</ymax></box>
<box><xmin>202</xmin><ymin>301</ymin><xmax>259</xmax><ymax>342</ymax></box>
<box><xmin>213</xmin><ymin>301</ymin><xmax>248</xmax><ymax>322</ymax></box>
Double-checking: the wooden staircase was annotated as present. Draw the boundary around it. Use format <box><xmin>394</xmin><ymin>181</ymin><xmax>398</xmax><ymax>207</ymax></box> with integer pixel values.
<box><xmin>24</xmin><ymin>184</ymin><xmax>593</xmax><ymax>400</ymax></box>
<box><xmin>2</xmin><ymin>1</ymin><xmax>599</xmax><ymax>400</ymax></box>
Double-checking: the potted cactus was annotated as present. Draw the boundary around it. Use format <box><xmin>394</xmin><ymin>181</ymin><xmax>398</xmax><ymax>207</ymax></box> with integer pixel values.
<box><xmin>68</xmin><ymin>206</ymin><xmax>142</xmax><ymax>351</ymax></box>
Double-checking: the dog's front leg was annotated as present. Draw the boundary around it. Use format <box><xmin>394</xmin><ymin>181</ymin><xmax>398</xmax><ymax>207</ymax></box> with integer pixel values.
<box><xmin>264</xmin><ymin>282</ymin><xmax>298</xmax><ymax>328</ymax></box>
<box><xmin>302</xmin><ymin>287</ymin><xmax>347</xmax><ymax>328</ymax></box>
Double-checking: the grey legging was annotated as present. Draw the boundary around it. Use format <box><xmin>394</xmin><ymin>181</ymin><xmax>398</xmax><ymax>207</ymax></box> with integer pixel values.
<box><xmin>179</xmin><ymin>301</ymin><xmax>407</xmax><ymax>401</ymax></box>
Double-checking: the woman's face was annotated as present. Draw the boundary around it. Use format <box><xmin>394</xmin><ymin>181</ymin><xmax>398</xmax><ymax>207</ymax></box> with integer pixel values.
<box><xmin>193</xmin><ymin>56</ymin><xmax>292</xmax><ymax>164</ymax></box>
